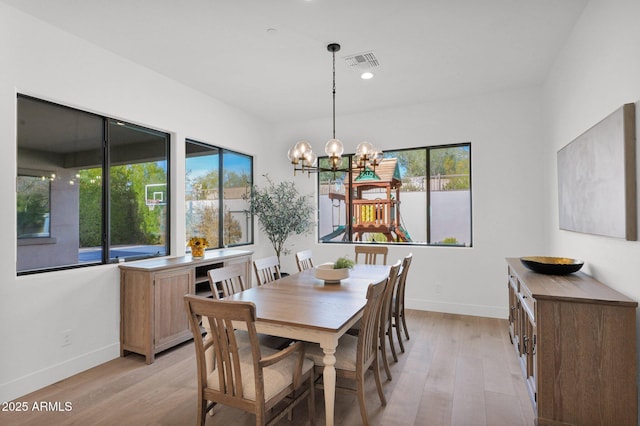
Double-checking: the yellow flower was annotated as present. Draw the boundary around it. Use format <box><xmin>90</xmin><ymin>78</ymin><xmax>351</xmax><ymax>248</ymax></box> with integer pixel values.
<box><xmin>187</xmin><ymin>237</ymin><xmax>208</xmax><ymax>249</ymax></box>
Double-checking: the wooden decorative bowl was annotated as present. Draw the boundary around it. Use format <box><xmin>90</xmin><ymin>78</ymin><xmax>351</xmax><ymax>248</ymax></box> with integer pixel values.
<box><xmin>519</xmin><ymin>256</ymin><xmax>584</xmax><ymax>275</ymax></box>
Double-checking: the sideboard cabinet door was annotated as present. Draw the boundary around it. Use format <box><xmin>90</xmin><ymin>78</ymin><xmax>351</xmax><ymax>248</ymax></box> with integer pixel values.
<box><xmin>153</xmin><ymin>267</ymin><xmax>194</xmax><ymax>353</ymax></box>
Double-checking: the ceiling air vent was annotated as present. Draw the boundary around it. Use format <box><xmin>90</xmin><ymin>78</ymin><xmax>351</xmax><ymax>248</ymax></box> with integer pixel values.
<box><xmin>343</xmin><ymin>51</ymin><xmax>380</xmax><ymax>70</ymax></box>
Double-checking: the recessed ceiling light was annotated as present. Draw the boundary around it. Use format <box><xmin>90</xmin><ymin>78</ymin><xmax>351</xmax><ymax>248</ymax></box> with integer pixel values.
<box><xmin>361</xmin><ymin>72</ymin><xmax>374</xmax><ymax>80</ymax></box>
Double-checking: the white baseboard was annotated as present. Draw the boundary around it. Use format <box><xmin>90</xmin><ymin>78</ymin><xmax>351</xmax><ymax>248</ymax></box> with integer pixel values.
<box><xmin>0</xmin><ymin>343</ymin><xmax>120</xmax><ymax>403</ymax></box>
<box><xmin>406</xmin><ymin>298</ymin><xmax>508</xmax><ymax>319</ymax></box>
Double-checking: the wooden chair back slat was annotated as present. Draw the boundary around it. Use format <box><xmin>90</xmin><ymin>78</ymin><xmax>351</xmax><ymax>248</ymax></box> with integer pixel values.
<box><xmin>396</xmin><ymin>254</ymin><xmax>413</xmax><ymax>317</ymax></box>
<box><xmin>253</xmin><ymin>256</ymin><xmax>281</xmax><ymax>285</ymax></box>
<box><xmin>377</xmin><ymin>260</ymin><xmax>401</xmax><ymax>380</ymax></box>
<box><xmin>357</xmin><ymin>277</ymin><xmax>387</xmax><ymax>374</ymax></box>
<box><xmin>295</xmin><ymin>250</ymin><xmax>314</xmax><ymax>272</ymax></box>
<box><xmin>208</xmin><ymin>263</ymin><xmax>247</xmax><ymax>298</ymax></box>
<box><xmin>391</xmin><ymin>253</ymin><xmax>413</xmax><ymax>353</ymax></box>
<box><xmin>355</xmin><ymin>245</ymin><xmax>388</xmax><ymax>265</ymax></box>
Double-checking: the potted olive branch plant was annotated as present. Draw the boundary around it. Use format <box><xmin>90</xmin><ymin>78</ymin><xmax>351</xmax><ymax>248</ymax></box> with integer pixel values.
<box><xmin>333</xmin><ymin>256</ymin><xmax>355</xmax><ymax>269</ymax></box>
<box><xmin>244</xmin><ymin>175</ymin><xmax>315</xmax><ymax>266</ymax></box>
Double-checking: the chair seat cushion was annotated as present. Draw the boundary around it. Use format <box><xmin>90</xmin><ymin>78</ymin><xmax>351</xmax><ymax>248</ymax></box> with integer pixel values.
<box><xmin>207</xmin><ymin>346</ymin><xmax>314</xmax><ymax>402</ymax></box>
<box><xmin>304</xmin><ymin>334</ymin><xmax>358</xmax><ymax>371</ymax></box>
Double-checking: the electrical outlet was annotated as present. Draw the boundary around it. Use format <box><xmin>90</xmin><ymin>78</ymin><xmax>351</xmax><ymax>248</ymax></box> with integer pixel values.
<box><xmin>435</xmin><ymin>284</ymin><xmax>442</xmax><ymax>295</ymax></box>
<box><xmin>61</xmin><ymin>329</ymin><xmax>72</xmax><ymax>347</ymax></box>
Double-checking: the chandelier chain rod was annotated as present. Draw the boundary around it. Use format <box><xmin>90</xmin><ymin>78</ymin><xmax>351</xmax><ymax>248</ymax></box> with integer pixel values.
<box><xmin>332</xmin><ymin>47</ymin><xmax>336</xmax><ymax>140</ymax></box>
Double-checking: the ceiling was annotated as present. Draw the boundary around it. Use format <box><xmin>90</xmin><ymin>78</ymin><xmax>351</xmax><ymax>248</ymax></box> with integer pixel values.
<box><xmin>3</xmin><ymin>0</ymin><xmax>588</xmax><ymax>124</ymax></box>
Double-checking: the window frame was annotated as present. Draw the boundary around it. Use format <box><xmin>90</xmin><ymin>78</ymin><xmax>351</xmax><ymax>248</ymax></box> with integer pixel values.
<box><xmin>316</xmin><ymin>142</ymin><xmax>472</xmax><ymax>247</ymax></box>
<box><xmin>16</xmin><ymin>94</ymin><xmax>171</xmax><ymax>275</ymax></box>
<box><xmin>185</xmin><ymin>139</ymin><xmax>254</xmax><ymax>252</ymax></box>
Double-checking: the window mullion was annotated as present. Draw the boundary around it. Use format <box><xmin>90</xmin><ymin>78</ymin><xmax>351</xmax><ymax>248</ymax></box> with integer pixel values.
<box><xmin>218</xmin><ymin>151</ymin><xmax>224</xmax><ymax>248</ymax></box>
<box><xmin>426</xmin><ymin>147</ymin><xmax>431</xmax><ymax>244</ymax></box>
<box><xmin>102</xmin><ymin>118</ymin><xmax>110</xmax><ymax>264</ymax></box>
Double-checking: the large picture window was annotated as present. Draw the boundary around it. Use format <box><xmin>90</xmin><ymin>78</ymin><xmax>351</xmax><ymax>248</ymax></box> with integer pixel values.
<box><xmin>185</xmin><ymin>140</ymin><xmax>253</xmax><ymax>252</ymax></box>
<box><xmin>318</xmin><ymin>143</ymin><xmax>471</xmax><ymax>246</ymax></box>
<box><xmin>17</xmin><ymin>95</ymin><xmax>169</xmax><ymax>274</ymax></box>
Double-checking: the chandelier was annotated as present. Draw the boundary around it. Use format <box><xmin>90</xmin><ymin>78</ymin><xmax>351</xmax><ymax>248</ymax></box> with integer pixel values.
<box><xmin>287</xmin><ymin>43</ymin><xmax>383</xmax><ymax>175</ymax></box>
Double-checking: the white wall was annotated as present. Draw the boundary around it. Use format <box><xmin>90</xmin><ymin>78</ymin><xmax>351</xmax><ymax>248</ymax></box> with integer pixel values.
<box><xmin>0</xmin><ymin>4</ymin><xmax>269</xmax><ymax>402</ymax></box>
<box><xmin>272</xmin><ymin>86</ymin><xmax>549</xmax><ymax>319</ymax></box>
<box><xmin>544</xmin><ymin>0</ymin><xmax>640</xmax><ymax>296</ymax></box>
<box><xmin>7</xmin><ymin>0</ymin><xmax>633</xmax><ymax>407</ymax></box>
<box><xmin>543</xmin><ymin>0</ymin><xmax>640</xmax><ymax>417</ymax></box>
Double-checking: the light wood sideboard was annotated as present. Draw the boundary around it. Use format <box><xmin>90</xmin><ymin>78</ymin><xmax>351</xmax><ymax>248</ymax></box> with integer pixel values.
<box><xmin>506</xmin><ymin>258</ymin><xmax>637</xmax><ymax>426</ymax></box>
<box><xmin>119</xmin><ymin>249</ymin><xmax>253</xmax><ymax>364</ymax></box>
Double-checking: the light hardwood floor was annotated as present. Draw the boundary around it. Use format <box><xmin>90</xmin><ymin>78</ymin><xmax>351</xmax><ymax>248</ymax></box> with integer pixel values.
<box><xmin>1</xmin><ymin>310</ymin><xmax>535</xmax><ymax>425</ymax></box>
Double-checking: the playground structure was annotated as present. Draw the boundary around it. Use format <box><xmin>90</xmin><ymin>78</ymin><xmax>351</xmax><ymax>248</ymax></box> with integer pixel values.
<box><xmin>324</xmin><ymin>158</ymin><xmax>411</xmax><ymax>242</ymax></box>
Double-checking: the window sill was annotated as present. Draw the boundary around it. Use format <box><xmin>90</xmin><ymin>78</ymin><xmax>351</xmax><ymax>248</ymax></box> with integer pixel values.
<box><xmin>18</xmin><ymin>237</ymin><xmax>57</xmax><ymax>246</ymax></box>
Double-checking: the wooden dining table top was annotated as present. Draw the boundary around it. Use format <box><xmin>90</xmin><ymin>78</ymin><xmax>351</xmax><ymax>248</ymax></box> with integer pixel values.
<box><xmin>224</xmin><ymin>263</ymin><xmax>390</xmax><ymax>332</ymax></box>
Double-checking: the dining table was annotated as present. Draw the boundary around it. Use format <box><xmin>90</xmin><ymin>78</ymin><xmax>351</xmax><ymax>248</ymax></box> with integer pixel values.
<box><xmin>224</xmin><ymin>263</ymin><xmax>391</xmax><ymax>426</ymax></box>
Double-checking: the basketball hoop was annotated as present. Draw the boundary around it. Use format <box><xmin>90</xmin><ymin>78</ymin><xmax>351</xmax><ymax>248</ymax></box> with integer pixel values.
<box><xmin>145</xmin><ymin>183</ymin><xmax>167</xmax><ymax>211</ymax></box>
<box><xmin>146</xmin><ymin>199</ymin><xmax>160</xmax><ymax>210</ymax></box>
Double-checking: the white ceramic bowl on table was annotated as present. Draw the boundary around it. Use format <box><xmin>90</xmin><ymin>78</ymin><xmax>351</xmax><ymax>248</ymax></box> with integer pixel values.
<box><xmin>314</xmin><ymin>263</ymin><xmax>350</xmax><ymax>284</ymax></box>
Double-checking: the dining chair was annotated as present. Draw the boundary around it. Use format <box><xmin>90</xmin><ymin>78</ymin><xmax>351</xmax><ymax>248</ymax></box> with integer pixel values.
<box><xmin>346</xmin><ymin>260</ymin><xmax>401</xmax><ymax>381</ymax></box>
<box><xmin>184</xmin><ymin>295</ymin><xmax>315</xmax><ymax>426</ymax></box>
<box><xmin>295</xmin><ymin>249</ymin><xmax>314</xmax><ymax>272</ymax></box>
<box><xmin>392</xmin><ymin>253</ymin><xmax>413</xmax><ymax>352</ymax></box>
<box><xmin>379</xmin><ymin>260</ymin><xmax>402</xmax><ymax>381</ymax></box>
<box><xmin>253</xmin><ymin>256</ymin><xmax>282</xmax><ymax>285</ymax></box>
<box><xmin>305</xmin><ymin>276</ymin><xmax>388</xmax><ymax>426</ymax></box>
<box><xmin>203</xmin><ymin>266</ymin><xmax>291</xmax><ymax>417</ymax></box>
<box><xmin>354</xmin><ymin>245</ymin><xmax>388</xmax><ymax>265</ymax></box>
<box><xmin>207</xmin><ymin>263</ymin><xmax>247</xmax><ymax>299</ymax></box>
<box><xmin>208</xmin><ymin>264</ymin><xmax>291</xmax><ymax>350</ymax></box>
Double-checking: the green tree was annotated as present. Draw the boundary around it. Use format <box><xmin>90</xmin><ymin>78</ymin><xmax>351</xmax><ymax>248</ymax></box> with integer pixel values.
<box><xmin>245</xmin><ymin>175</ymin><xmax>315</xmax><ymax>264</ymax></box>
<box><xmin>430</xmin><ymin>147</ymin><xmax>470</xmax><ymax>190</ymax></box>
<box><xmin>187</xmin><ymin>169</ymin><xmax>219</xmax><ymax>201</ymax></box>
<box><xmin>17</xmin><ymin>176</ymin><xmax>50</xmax><ymax>237</ymax></box>
<box><xmin>126</xmin><ymin>162</ymin><xmax>167</xmax><ymax>244</ymax></box>
<box><xmin>392</xmin><ymin>149</ymin><xmax>426</xmax><ymax>178</ymax></box>
<box><xmin>109</xmin><ymin>165</ymin><xmax>145</xmax><ymax>245</ymax></box>
<box><xmin>195</xmin><ymin>203</ymin><xmax>219</xmax><ymax>247</ymax></box>
<box><xmin>79</xmin><ymin>162</ymin><xmax>167</xmax><ymax>248</ymax></box>
<box><xmin>223</xmin><ymin>209</ymin><xmax>243</xmax><ymax>246</ymax></box>
<box><xmin>79</xmin><ymin>168</ymin><xmax>103</xmax><ymax>247</ymax></box>
<box><xmin>224</xmin><ymin>170</ymin><xmax>250</xmax><ymax>188</ymax></box>
<box><xmin>186</xmin><ymin>204</ymin><xmax>243</xmax><ymax>248</ymax></box>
